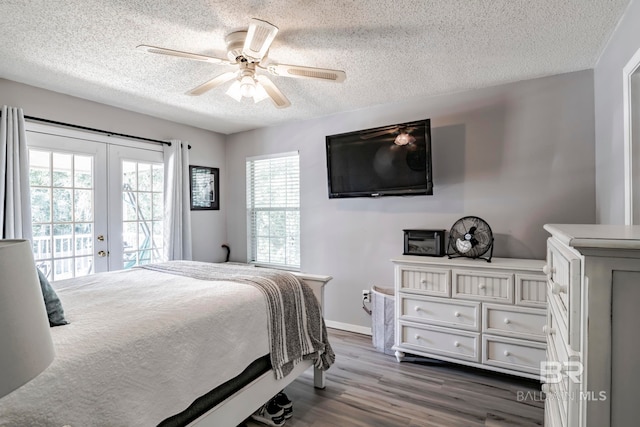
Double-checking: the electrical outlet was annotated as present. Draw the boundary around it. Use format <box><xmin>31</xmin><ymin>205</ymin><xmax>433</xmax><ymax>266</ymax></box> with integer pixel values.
<box><xmin>362</xmin><ymin>289</ymin><xmax>371</xmax><ymax>303</ymax></box>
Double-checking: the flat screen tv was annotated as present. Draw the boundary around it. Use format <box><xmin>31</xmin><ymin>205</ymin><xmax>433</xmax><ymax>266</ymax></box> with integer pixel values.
<box><xmin>326</xmin><ymin>119</ymin><xmax>432</xmax><ymax>198</ymax></box>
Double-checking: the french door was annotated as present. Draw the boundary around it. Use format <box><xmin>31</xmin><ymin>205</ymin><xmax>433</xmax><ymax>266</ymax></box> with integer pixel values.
<box><xmin>107</xmin><ymin>145</ymin><xmax>164</xmax><ymax>271</ymax></box>
<box><xmin>26</xmin><ymin>123</ymin><xmax>164</xmax><ymax>280</ymax></box>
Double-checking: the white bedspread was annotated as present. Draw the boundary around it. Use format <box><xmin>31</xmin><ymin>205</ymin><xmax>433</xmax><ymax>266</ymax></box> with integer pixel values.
<box><xmin>0</xmin><ymin>267</ymin><xmax>271</xmax><ymax>427</ymax></box>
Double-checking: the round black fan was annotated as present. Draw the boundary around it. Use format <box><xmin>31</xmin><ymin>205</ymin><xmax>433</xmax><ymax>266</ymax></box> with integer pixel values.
<box><xmin>447</xmin><ymin>216</ymin><xmax>494</xmax><ymax>262</ymax></box>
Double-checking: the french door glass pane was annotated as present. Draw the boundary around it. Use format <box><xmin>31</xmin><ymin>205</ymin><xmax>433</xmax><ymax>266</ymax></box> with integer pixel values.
<box><xmin>75</xmin><ymin>223</ymin><xmax>93</xmax><ymax>256</ymax></box>
<box><xmin>29</xmin><ymin>149</ymin><xmax>96</xmax><ymax>280</ymax></box>
<box><xmin>52</xmin><ymin>153</ymin><xmax>72</xmax><ymax>187</ymax></box>
<box><xmin>74</xmin><ymin>155</ymin><xmax>93</xmax><ymax>188</ymax></box>
<box><xmin>29</xmin><ymin>150</ymin><xmax>50</xmax><ymax>186</ymax></box>
<box><xmin>121</xmin><ymin>160</ymin><xmax>163</xmax><ymax>269</ymax></box>
<box><xmin>53</xmin><ymin>189</ymin><xmax>73</xmax><ymax>222</ymax></box>
<box><xmin>31</xmin><ymin>188</ymin><xmax>51</xmax><ymax>223</ymax></box>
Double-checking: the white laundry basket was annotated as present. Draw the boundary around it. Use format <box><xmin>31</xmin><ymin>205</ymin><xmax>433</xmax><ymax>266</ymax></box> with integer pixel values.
<box><xmin>371</xmin><ymin>285</ymin><xmax>395</xmax><ymax>355</ymax></box>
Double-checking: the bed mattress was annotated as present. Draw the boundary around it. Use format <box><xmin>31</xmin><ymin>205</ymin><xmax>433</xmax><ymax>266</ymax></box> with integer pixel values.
<box><xmin>0</xmin><ymin>266</ymin><xmax>273</xmax><ymax>426</ymax></box>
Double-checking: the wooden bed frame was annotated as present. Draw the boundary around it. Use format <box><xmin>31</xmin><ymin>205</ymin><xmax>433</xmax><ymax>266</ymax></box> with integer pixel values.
<box><xmin>187</xmin><ymin>272</ymin><xmax>332</xmax><ymax>427</ymax></box>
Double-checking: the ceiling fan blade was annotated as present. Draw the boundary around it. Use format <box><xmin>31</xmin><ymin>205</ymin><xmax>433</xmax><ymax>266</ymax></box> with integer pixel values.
<box><xmin>255</xmin><ymin>75</ymin><xmax>290</xmax><ymax>109</ymax></box>
<box><xmin>265</xmin><ymin>63</ymin><xmax>346</xmax><ymax>83</ymax></box>
<box><xmin>136</xmin><ymin>45</ymin><xmax>230</xmax><ymax>65</ymax></box>
<box><xmin>187</xmin><ymin>72</ymin><xmax>237</xmax><ymax>96</ymax></box>
<box><xmin>243</xmin><ymin>18</ymin><xmax>278</xmax><ymax>61</ymax></box>
<box><xmin>360</xmin><ymin>127</ymin><xmax>399</xmax><ymax>139</ymax></box>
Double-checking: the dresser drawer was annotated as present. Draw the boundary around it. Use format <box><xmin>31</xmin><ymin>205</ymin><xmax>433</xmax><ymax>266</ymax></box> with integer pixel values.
<box><xmin>544</xmin><ymin>312</ymin><xmax>582</xmax><ymax>424</ymax></box>
<box><xmin>515</xmin><ymin>273</ymin><xmax>547</xmax><ymax>307</ymax></box>
<box><xmin>399</xmin><ymin>322</ymin><xmax>480</xmax><ymax>362</ymax></box>
<box><xmin>547</xmin><ymin>291</ymin><xmax>569</xmax><ymax>353</ymax></box>
<box><xmin>544</xmin><ymin>388</ymin><xmax>565</xmax><ymax>427</ymax></box>
<box><xmin>397</xmin><ymin>265</ymin><xmax>450</xmax><ymax>297</ymax></box>
<box><xmin>482</xmin><ymin>304</ymin><xmax>546</xmax><ymax>341</ymax></box>
<box><xmin>400</xmin><ymin>294</ymin><xmax>480</xmax><ymax>331</ymax></box>
<box><xmin>543</xmin><ymin>379</ymin><xmax>567</xmax><ymax>427</ymax></box>
<box><xmin>545</xmin><ymin>239</ymin><xmax>580</xmax><ymax>317</ymax></box>
<box><xmin>452</xmin><ymin>269</ymin><xmax>513</xmax><ymax>303</ymax></box>
<box><xmin>482</xmin><ymin>335</ymin><xmax>546</xmax><ymax>375</ymax></box>
<box><xmin>543</xmin><ymin>331</ymin><xmax>574</xmax><ymax>427</ymax></box>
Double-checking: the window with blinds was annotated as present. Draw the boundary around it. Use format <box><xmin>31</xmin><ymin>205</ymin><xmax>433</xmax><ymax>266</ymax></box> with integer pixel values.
<box><xmin>246</xmin><ymin>152</ymin><xmax>300</xmax><ymax>269</ymax></box>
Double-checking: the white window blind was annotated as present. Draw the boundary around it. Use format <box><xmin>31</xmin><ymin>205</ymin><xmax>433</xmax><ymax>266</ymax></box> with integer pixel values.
<box><xmin>246</xmin><ymin>152</ymin><xmax>300</xmax><ymax>268</ymax></box>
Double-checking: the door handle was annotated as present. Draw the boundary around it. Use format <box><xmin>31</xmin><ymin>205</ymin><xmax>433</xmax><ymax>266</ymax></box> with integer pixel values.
<box><xmin>98</xmin><ymin>250</ymin><xmax>108</xmax><ymax>257</ymax></box>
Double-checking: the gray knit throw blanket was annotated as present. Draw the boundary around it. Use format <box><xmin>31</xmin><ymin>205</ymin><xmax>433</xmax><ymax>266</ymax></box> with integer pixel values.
<box><xmin>138</xmin><ymin>261</ymin><xmax>335</xmax><ymax>379</ymax></box>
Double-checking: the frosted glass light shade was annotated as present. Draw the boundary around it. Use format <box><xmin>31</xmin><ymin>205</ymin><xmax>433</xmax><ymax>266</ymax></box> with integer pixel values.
<box><xmin>253</xmin><ymin>82</ymin><xmax>270</xmax><ymax>103</ymax></box>
<box><xmin>394</xmin><ymin>133</ymin><xmax>415</xmax><ymax>146</ymax></box>
<box><xmin>226</xmin><ymin>80</ymin><xmax>243</xmax><ymax>102</ymax></box>
<box><xmin>239</xmin><ymin>76</ymin><xmax>256</xmax><ymax>98</ymax></box>
<box><xmin>0</xmin><ymin>239</ymin><xmax>55</xmax><ymax>398</ymax></box>
<box><xmin>227</xmin><ymin>77</ymin><xmax>270</xmax><ymax>103</ymax></box>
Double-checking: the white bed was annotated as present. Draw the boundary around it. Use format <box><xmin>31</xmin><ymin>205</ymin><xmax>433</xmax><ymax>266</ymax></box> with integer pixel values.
<box><xmin>0</xmin><ymin>262</ymin><xmax>333</xmax><ymax>427</ymax></box>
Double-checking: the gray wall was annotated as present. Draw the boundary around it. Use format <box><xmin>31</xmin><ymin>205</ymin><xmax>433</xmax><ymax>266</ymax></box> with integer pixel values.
<box><xmin>594</xmin><ymin>0</ymin><xmax>640</xmax><ymax>224</ymax></box>
<box><xmin>0</xmin><ymin>78</ymin><xmax>229</xmax><ymax>262</ymax></box>
<box><xmin>0</xmin><ymin>69</ymin><xmax>599</xmax><ymax>331</ymax></box>
<box><xmin>225</xmin><ymin>70</ymin><xmax>596</xmax><ymax>330</ymax></box>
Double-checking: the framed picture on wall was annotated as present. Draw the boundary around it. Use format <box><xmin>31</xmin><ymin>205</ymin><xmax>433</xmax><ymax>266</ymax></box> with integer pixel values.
<box><xmin>189</xmin><ymin>165</ymin><xmax>219</xmax><ymax>210</ymax></box>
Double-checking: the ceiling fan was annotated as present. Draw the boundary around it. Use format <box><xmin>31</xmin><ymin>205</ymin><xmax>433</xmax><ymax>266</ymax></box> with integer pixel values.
<box><xmin>137</xmin><ymin>18</ymin><xmax>347</xmax><ymax>109</ymax></box>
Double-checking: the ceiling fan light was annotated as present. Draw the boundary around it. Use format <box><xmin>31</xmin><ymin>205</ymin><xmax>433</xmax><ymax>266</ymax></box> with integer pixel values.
<box><xmin>226</xmin><ymin>80</ymin><xmax>243</xmax><ymax>102</ymax></box>
<box><xmin>253</xmin><ymin>81</ymin><xmax>270</xmax><ymax>103</ymax></box>
<box><xmin>239</xmin><ymin>75</ymin><xmax>256</xmax><ymax>98</ymax></box>
<box><xmin>394</xmin><ymin>133</ymin><xmax>415</xmax><ymax>146</ymax></box>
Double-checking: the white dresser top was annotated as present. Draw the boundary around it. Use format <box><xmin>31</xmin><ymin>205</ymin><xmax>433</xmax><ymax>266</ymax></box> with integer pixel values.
<box><xmin>544</xmin><ymin>224</ymin><xmax>640</xmax><ymax>250</ymax></box>
<box><xmin>390</xmin><ymin>255</ymin><xmax>545</xmax><ymax>272</ymax></box>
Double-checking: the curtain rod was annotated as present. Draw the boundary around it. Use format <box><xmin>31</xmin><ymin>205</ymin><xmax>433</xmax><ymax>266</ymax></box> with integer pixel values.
<box><xmin>0</xmin><ymin>112</ymin><xmax>191</xmax><ymax>149</ymax></box>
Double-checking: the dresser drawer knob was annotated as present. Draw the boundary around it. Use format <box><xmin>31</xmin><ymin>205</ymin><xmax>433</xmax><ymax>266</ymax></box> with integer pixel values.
<box><xmin>414</xmin><ymin>334</ymin><xmax>421</xmax><ymax>340</ymax></box>
<box><xmin>552</xmin><ymin>281</ymin><xmax>567</xmax><ymax>295</ymax></box>
<box><xmin>503</xmin><ymin>318</ymin><xmax>510</xmax><ymax>325</ymax></box>
<box><xmin>568</xmin><ymin>347</ymin><xmax>580</xmax><ymax>359</ymax></box>
<box><xmin>454</xmin><ymin>341</ymin><xmax>460</xmax><ymax>347</ymax></box>
<box><xmin>454</xmin><ymin>311</ymin><xmax>461</xmax><ymax>318</ymax></box>
<box><xmin>414</xmin><ymin>306</ymin><xmax>421</xmax><ymax>312</ymax></box>
<box><xmin>504</xmin><ymin>350</ymin><xmax>511</xmax><ymax>357</ymax></box>
<box><xmin>478</xmin><ymin>283</ymin><xmax>486</xmax><ymax>290</ymax></box>
<box><xmin>420</xmin><ymin>279</ymin><xmax>427</xmax><ymax>285</ymax></box>
<box><xmin>543</xmin><ymin>325</ymin><xmax>556</xmax><ymax>335</ymax></box>
<box><xmin>543</xmin><ymin>264</ymin><xmax>556</xmax><ymax>275</ymax></box>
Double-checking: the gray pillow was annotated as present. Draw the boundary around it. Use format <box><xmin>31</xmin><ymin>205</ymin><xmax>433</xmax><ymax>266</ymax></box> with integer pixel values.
<box><xmin>37</xmin><ymin>268</ymin><xmax>69</xmax><ymax>327</ymax></box>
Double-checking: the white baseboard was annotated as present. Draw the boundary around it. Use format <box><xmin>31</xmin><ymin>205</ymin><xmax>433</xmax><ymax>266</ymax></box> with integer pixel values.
<box><xmin>325</xmin><ymin>320</ymin><xmax>372</xmax><ymax>336</ymax></box>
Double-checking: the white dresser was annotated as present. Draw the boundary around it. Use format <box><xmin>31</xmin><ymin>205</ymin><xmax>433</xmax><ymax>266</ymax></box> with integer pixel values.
<box><xmin>543</xmin><ymin>224</ymin><xmax>640</xmax><ymax>427</ymax></box>
<box><xmin>391</xmin><ymin>255</ymin><xmax>547</xmax><ymax>379</ymax></box>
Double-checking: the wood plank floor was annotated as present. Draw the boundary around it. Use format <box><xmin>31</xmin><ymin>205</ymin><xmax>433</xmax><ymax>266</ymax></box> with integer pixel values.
<box><xmin>243</xmin><ymin>328</ymin><xmax>544</xmax><ymax>427</ymax></box>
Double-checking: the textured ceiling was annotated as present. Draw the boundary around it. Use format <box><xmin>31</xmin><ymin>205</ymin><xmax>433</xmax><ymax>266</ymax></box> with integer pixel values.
<box><xmin>0</xmin><ymin>0</ymin><xmax>631</xmax><ymax>135</ymax></box>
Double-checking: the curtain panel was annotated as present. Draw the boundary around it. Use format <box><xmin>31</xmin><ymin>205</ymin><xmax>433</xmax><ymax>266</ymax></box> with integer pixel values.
<box><xmin>0</xmin><ymin>105</ymin><xmax>32</xmax><ymax>240</ymax></box>
<box><xmin>163</xmin><ymin>140</ymin><xmax>192</xmax><ymax>260</ymax></box>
